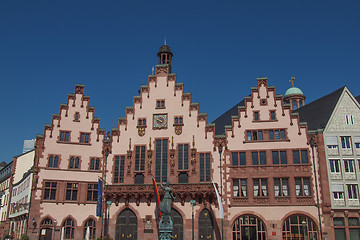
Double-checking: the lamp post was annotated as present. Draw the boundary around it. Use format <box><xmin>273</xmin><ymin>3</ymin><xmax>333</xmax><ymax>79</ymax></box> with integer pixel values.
<box><xmin>190</xmin><ymin>200</ymin><xmax>196</xmax><ymax>240</ymax></box>
<box><xmin>218</xmin><ymin>145</ymin><xmax>223</xmax><ymax>240</ymax></box>
<box><xmin>105</xmin><ymin>200</ymin><xmax>112</xmax><ymax>237</ymax></box>
<box><xmin>302</xmin><ymin>220</ymin><xmax>306</xmax><ymax>240</ymax></box>
<box><xmin>310</xmin><ymin>138</ymin><xmax>323</xmax><ymax>240</ymax></box>
<box><xmin>52</xmin><ymin>219</ymin><xmax>57</xmax><ymax>240</ymax></box>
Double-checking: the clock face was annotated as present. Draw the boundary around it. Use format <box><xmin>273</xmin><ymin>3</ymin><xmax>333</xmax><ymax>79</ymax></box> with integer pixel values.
<box><xmin>153</xmin><ymin>114</ymin><xmax>167</xmax><ymax>129</ymax></box>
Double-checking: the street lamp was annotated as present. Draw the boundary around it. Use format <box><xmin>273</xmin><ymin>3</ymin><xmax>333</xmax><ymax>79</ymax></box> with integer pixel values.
<box><xmin>190</xmin><ymin>200</ymin><xmax>196</xmax><ymax>240</ymax></box>
<box><xmin>302</xmin><ymin>220</ymin><xmax>306</xmax><ymax>240</ymax></box>
<box><xmin>105</xmin><ymin>200</ymin><xmax>112</xmax><ymax>236</ymax></box>
<box><xmin>101</xmin><ymin>144</ymin><xmax>110</xmax><ymax>239</ymax></box>
<box><xmin>52</xmin><ymin>219</ymin><xmax>57</xmax><ymax>240</ymax></box>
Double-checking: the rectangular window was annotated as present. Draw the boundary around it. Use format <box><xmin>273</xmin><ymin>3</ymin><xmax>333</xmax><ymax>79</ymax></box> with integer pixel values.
<box><xmin>48</xmin><ymin>155</ymin><xmax>59</xmax><ymax>168</ymax></box>
<box><xmin>272</xmin><ymin>151</ymin><xmax>279</xmax><ymax>164</ymax></box>
<box><xmin>138</xmin><ymin>118</ymin><xmax>147</xmax><ymax>126</ymax></box>
<box><xmin>280</xmin><ymin>130</ymin><xmax>286</xmax><ymax>139</ymax></box>
<box><xmin>69</xmin><ymin>157</ymin><xmax>80</xmax><ymax>169</ymax></box>
<box><xmin>90</xmin><ymin>158</ymin><xmax>100</xmax><ymax>170</ymax></box>
<box><xmin>65</xmin><ymin>183</ymin><xmax>78</xmax><ymax>201</ymax></box>
<box><xmin>200</xmin><ymin>153</ymin><xmax>211</xmax><ymax>182</ymax></box>
<box><xmin>178</xmin><ymin>144</ymin><xmax>189</xmax><ymax>170</ymax></box>
<box><xmin>259</xmin><ymin>151</ymin><xmax>266</xmax><ymax>165</ymax></box>
<box><xmin>80</xmin><ymin>133</ymin><xmax>90</xmax><ymax>143</ymax></box>
<box><xmin>254</xmin><ymin>112</ymin><xmax>259</xmax><ymax>121</ymax></box>
<box><xmin>43</xmin><ymin>182</ymin><xmax>57</xmax><ymax>200</ymax></box>
<box><xmin>156</xmin><ymin>139</ymin><xmax>168</xmax><ymax>182</ymax></box>
<box><xmin>274</xmin><ymin>178</ymin><xmax>289</xmax><ymax>196</ymax></box>
<box><xmin>135</xmin><ymin>146</ymin><xmax>146</xmax><ymax>171</ymax></box>
<box><xmin>332</xmin><ymin>184</ymin><xmax>344</xmax><ymax>200</ymax></box>
<box><xmin>295</xmin><ymin>177</ymin><xmax>311</xmax><ymax>196</ymax></box>
<box><xmin>252</xmin><ymin>152</ymin><xmax>259</xmax><ymax>165</ymax></box>
<box><xmin>253</xmin><ymin>178</ymin><xmax>268</xmax><ymax>197</ymax></box>
<box><xmin>346</xmin><ymin>115</ymin><xmax>355</xmax><ymax>125</ymax></box>
<box><xmin>347</xmin><ymin>184</ymin><xmax>358</xmax><ymax>199</ymax></box>
<box><xmin>293</xmin><ymin>150</ymin><xmax>308</xmax><ymax>164</ymax></box>
<box><xmin>269</xmin><ymin>129</ymin><xmax>286</xmax><ymax>140</ymax></box>
<box><xmin>232</xmin><ymin>152</ymin><xmax>246</xmax><ymax>166</ymax></box>
<box><xmin>270</xmin><ymin>111</ymin><xmax>276</xmax><ymax>120</ymax></box>
<box><xmin>114</xmin><ymin>156</ymin><xmax>125</xmax><ymax>183</ymax></box>
<box><xmin>272</xmin><ymin>151</ymin><xmax>287</xmax><ymax>165</ymax></box>
<box><xmin>60</xmin><ymin>131</ymin><xmax>70</xmax><ymax>142</ymax></box>
<box><xmin>233</xmin><ymin>179</ymin><xmax>247</xmax><ymax>197</ymax></box>
<box><xmin>341</xmin><ymin>136</ymin><xmax>352</xmax><ymax>149</ymax></box>
<box><xmin>247</xmin><ymin>130</ymin><xmax>263</xmax><ymax>141</ymax></box>
<box><xmin>344</xmin><ymin>160</ymin><xmax>355</xmax><ymax>173</ymax></box>
<box><xmin>86</xmin><ymin>183</ymin><xmax>98</xmax><ymax>202</ymax></box>
<box><xmin>329</xmin><ymin>160</ymin><xmax>341</xmax><ymax>173</ymax></box>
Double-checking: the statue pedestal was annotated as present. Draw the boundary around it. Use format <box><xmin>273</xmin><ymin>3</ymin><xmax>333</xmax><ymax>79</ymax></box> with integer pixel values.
<box><xmin>159</xmin><ymin>216</ymin><xmax>173</xmax><ymax>240</ymax></box>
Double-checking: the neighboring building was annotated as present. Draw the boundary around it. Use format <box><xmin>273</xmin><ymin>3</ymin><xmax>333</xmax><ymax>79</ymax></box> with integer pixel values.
<box><xmin>0</xmin><ymin>161</ymin><xmax>13</xmax><ymax>239</ymax></box>
<box><xmin>28</xmin><ymin>85</ymin><xmax>106</xmax><ymax>240</ymax></box>
<box><xmin>296</xmin><ymin>86</ymin><xmax>360</xmax><ymax>240</ymax></box>
<box><xmin>214</xmin><ymin>78</ymin><xmax>321</xmax><ymax>240</ymax></box>
<box><xmin>8</xmin><ymin>149</ymin><xmax>34</xmax><ymax>239</ymax></box>
<box><xmin>23</xmin><ymin>139</ymin><xmax>36</xmax><ymax>154</ymax></box>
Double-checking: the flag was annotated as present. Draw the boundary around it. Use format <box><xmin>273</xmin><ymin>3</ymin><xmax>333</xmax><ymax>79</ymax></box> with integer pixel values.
<box><xmin>96</xmin><ymin>179</ymin><xmax>103</xmax><ymax>217</ymax></box>
<box><xmin>213</xmin><ymin>182</ymin><xmax>224</xmax><ymax>219</ymax></box>
<box><xmin>152</xmin><ymin>177</ymin><xmax>162</xmax><ymax>218</ymax></box>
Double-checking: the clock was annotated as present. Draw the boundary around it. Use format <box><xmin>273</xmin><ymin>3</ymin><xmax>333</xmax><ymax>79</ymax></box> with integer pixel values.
<box><xmin>153</xmin><ymin>114</ymin><xmax>167</xmax><ymax>129</ymax></box>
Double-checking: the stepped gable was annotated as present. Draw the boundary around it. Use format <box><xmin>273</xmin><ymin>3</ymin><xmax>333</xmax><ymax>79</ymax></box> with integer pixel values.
<box><xmin>114</xmin><ymin>64</ymin><xmax>214</xmax><ymax>140</ymax></box>
<box><xmin>293</xmin><ymin>87</ymin><xmax>345</xmax><ymax>131</ymax></box>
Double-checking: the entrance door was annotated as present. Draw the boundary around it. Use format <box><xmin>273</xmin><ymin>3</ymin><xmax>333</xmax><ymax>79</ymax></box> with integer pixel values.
<box><xmin>171</xmin><ymin>209</ymin><xmax>183</xmax><ymax>239</ymax></box>
<box><xmin>39</xmin><ymin>228</ymin><xmax>52</xmax><ymax>240</ymax></box>
<box><xmin>116</xmin><ymin>209</ymin><xmax>137</xmax><ymax>240</ymax></box>
<box><xmin>198</xmin><ymin>209</ymin><xmax>214</xmax><ymax>240</ymax></box>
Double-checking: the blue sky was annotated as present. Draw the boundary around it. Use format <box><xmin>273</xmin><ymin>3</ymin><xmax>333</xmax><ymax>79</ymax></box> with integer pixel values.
<box><xmin>0</xmin><ymin>0</ymin><xmax>359</xmax><ymax>163</ymax></box>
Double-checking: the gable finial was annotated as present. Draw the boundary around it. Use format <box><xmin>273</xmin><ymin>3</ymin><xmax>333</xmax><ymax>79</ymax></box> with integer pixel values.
<box><xmin>289</xmin><ymin>76</ymin><xmax>295</xmax><ymax>87</ymax></box>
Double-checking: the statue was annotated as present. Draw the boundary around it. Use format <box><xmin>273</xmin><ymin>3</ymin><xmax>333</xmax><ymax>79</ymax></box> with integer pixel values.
<box><xmin>158</xmin><ymin>181</ymin><xmax>176</xmax><ymax>240</ymax></box>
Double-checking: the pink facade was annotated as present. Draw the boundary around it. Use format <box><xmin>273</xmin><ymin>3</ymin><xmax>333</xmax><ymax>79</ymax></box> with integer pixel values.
<box><xmin>22</xmin><ymin>45</ymin><xmax>328</xmax><ymax>240</ymax></box>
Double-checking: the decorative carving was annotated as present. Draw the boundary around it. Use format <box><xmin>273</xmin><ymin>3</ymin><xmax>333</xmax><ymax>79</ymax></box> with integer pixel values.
<box><xmin>174</xmin><ymin>125</ymin><xmax>182</xmax><ymax>135</ymax></box>
<box><xmin>138</xmin><ymin>127</ymin><xmax>146</xmax><ymax>137</ymax></box>
<box><xmin>127</xmin><ymin>138</ymin><xmax>132</xmax><ymax>159</ymax></box>
<box><xmin>156</xmin><ymin>65</ymin><xmax>169</xmax><ymax>76</ymax></box>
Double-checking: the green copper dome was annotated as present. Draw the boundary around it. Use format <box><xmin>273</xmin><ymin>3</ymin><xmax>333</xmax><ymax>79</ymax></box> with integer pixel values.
<box><xmin>284</xmin><ymin>87</ymin><xmax>304</xmax><ymax>97</ymax></box>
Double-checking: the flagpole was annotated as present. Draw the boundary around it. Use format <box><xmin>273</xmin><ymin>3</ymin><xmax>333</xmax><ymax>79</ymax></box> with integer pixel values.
<box><xmin>101</xmin><ymin>146</ymin><xmax>110</xmax><ymax>239</ymax></box>
<box><xmin>218</xmin><ymin>145</ymin><xmax>224</xmax><ymax>240</ymax></box>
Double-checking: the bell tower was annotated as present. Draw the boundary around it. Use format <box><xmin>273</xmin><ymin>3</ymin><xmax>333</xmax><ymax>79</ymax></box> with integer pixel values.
<box><xmin>157</xmin><ymin>40</ymin><xmax>173</xmax><ymax>67</ymax></box>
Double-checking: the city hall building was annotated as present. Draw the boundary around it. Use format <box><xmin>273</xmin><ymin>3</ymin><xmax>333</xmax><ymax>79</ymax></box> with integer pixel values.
<box><xmin>20</xmin><ymin>44</ymin><xmax>360</xmax><ymax>240</ymax></box>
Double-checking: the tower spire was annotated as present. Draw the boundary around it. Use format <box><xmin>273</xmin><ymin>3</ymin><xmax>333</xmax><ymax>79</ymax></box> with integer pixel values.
<box><xmin>164</xmin><ymin>36</ymin><xmax>167</xmax><ymax>45</ymax></box>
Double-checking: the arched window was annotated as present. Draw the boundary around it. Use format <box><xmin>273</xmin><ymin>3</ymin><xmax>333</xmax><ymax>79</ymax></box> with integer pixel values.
<box><xmin>84</xmin><ymin>218</ymin><xmax>96</xmax><ymax>239</ymax></box>
<box><xmin>171</xmin><ymin>209</ymin><xmax>183</xmax><ymax>239</ymax></box>
<box><xmin>41</xmin><ymin>218</ymin><xmax>53</xmax><ymax>226</ymax></box>
<box><xmin>282</xmin><ymin>214</ymin><xmax>318</xmax><ymax>240</ymax></box>
<box><xmin>63</xmin><ymin>218</ymin><xmax>75</xmax><ymax>239</ymax></box>
<box><xmin>232</xmin><ymin>215</ymin><xmax>266</xmax><ymax>240</ymax></box>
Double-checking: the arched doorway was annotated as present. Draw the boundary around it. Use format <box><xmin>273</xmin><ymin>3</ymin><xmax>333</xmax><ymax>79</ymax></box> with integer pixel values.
<box><xmin>39</xmin><ymin>218</ymin><xmax>53</xmax><ymax>240</ymax></box>
<box><xmin>171</xmin><ymin>209</ymin><xmax>183</xmax><ymax>239</ymax></box>
<box><xmin>198</xmin><ymin>209</ymin><xmax>214</xmax><ymax>239</ymax></box>
<box><xmin>232</xmin><ymin>214</ymin><xmax>266</xmax><ymax>240</ymax></box>
<box><xmin>282</xmin><ymin>214</ymin><xmax>318</xmax><ymax>240</ymax></box>
<box><xmin>116</xmin><ymin>209</ymin><xmax>137</xmax><ymax>240</ymax></box>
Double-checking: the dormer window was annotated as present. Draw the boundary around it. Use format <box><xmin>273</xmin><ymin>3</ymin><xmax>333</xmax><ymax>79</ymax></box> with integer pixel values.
<box><xmin>156</xmin><ymin>100</ymin><xmax>165</xmax><ymax>109</ymax></box>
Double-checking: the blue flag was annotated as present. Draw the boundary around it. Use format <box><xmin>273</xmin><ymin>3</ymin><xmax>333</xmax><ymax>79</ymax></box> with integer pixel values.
<box><xmin>96</xmin><ymin>179</ymin><xmax>103</xmax><ymax>217</ymax></box>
